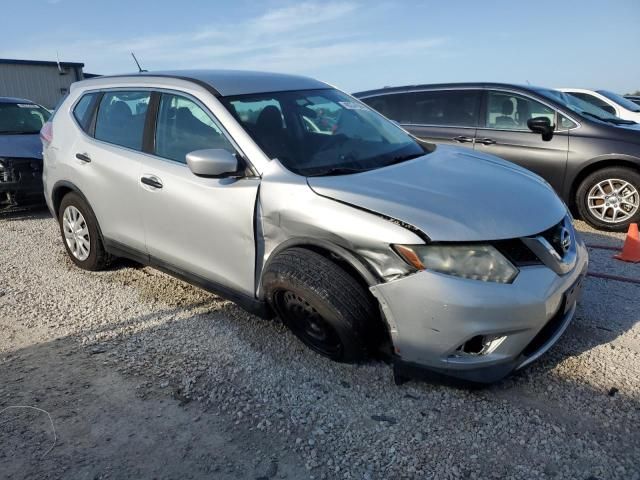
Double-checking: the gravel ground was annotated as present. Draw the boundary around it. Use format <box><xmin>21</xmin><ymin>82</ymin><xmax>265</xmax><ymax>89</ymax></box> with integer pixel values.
<box><xmin>1</xmin><ymin>208</ymin><xmax>639</xmax><ymax>480</ymax></box>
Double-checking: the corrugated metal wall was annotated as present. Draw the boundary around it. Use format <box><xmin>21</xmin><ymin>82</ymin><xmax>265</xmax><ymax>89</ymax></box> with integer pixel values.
<box><xmin>0</xmin><ymin>64</ymin><xmax>83</xmax><ymax>109</ymax></box>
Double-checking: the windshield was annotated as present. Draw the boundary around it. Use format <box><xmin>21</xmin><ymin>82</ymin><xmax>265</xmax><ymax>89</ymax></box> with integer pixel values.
<box><xmin>221</xmin><ymin>88</ymin><xmax>428</xmax><ymax>176</ymax></box>
<box><xmin>597</xmin><ymin>90</ymin><xmax>640</xmax><ymax>112</ymax></box>
<box><xmin>535</xmin><ymin>88</ymin><xmax>633</xmax><ymax>125</ymax></box>
<box><xmin>0</xmin><ymin>102</ymin><xmax>51</xmax><ymax>134</ymax></box>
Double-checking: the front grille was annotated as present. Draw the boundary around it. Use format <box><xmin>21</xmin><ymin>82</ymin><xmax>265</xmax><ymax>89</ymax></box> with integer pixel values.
<box><xmin>0</xmin><ymin>167</ymin><xmax>13</xmax><ymax>183</ymax></box>
<box><xmin>0</xmin><ymin>157</ymin><xmax>41</xmax><ymax>184</ymax></box>
<box><xmin>539</xmin><ymin>221</ymin><xmax>567</xmax><ymax>258</ymax></box>
<box><xmin>494</xmin><ymin>239</ymin><xmax>542</xmax><ymax>266</ymax></box>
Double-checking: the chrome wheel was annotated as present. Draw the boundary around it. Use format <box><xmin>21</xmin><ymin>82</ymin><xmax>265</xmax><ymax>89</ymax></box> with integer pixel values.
<box><xmin>587</xmin><ymin>178</ymin><xmax>639</xmax><ymax>224</ymax></box>
<box><xmin>62</xmin><ymin>206</ymin><xmax>90</xmax><ymax>261</ymax></box>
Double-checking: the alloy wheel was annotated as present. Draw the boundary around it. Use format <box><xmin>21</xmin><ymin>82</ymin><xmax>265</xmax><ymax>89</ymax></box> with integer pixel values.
<box><xmin>62</xmin><ymin>206</ymin><xmax>91</xmax><ymax>261</ymax></box>
<box><xmin>587</xmin><ymin>178</ymin><xmax>639</xmax><ymax>224</ymax></box>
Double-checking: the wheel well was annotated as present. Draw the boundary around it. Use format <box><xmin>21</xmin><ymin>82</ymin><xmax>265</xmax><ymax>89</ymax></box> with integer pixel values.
<box><xmin>569</xmin><ymin>160</ymin><xmax>640</xmax><ymax>212</ymax></box>
<box><xmin>274</xmin><ymin>245</ymin><xmax>392</xmax><ymax>354</ymax></box>
<box><xmin>301</xmin><ymin>245</ymin><xmax>374</xmax><ymax>292</ymax></box>
<box><xmin>52</xmin><ymin>186</ymin><xmax>74</xmax><ymax>217</ymax></box>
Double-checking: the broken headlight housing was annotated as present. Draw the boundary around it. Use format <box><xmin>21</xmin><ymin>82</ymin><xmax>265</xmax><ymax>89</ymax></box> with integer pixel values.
<box><xmin>394</xmin><ymin>243</ymin><xmax>519</xmax><ymax>284</ymax></box>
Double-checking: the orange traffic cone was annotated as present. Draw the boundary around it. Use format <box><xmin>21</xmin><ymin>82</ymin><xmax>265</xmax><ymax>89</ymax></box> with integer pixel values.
<box><xmin>614</xmin><ymin>223</ymin><xmax>640</xmax><ymax>263</ymax></box>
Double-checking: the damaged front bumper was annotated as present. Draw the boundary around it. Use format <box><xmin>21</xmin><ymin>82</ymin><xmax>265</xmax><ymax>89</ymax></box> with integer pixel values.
<box><xmin>370</xmin><ymin>239</ymin><xmax>588</xmax><ymax>385</ymax></box>
<box><xmin>0</xmin><ymin>157</ymin><xmax>45</xmax><ymax>208</ymax></box>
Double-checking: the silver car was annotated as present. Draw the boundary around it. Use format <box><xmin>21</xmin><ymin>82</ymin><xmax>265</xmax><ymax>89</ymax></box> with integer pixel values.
<box><xmin>41</xmin><ymin>70</ymin><xmax>588</xmax><ymax>384</ymax></box>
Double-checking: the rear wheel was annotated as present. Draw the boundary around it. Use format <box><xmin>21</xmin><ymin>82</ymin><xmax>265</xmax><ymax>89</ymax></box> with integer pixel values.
<box><xmin>58</xmin><ymin>192</ymin><xmax>110</xmax><ymax>270</ymax></box>
<box><xmin>263</xmin><ymin>248</ymin><xmax>378</xmax><ymax>363</ymax></box>
<box><xmin>576</xmin><ymin>167</ymin><xmax>640</xmax><ymax>231</ymax></box>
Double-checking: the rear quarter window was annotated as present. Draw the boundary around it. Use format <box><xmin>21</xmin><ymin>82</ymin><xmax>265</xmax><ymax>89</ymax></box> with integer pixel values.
<box><xmin>73</xmin><ymin>93</ymin><xmax>99</xmax><ymax>133</ymax></box>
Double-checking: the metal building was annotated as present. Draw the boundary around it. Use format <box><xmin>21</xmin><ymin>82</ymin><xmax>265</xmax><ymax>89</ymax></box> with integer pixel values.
<box><xmin>0</xmin><ymin>58</ymin><xmax>85</xmax><ymax>109</ymax></box>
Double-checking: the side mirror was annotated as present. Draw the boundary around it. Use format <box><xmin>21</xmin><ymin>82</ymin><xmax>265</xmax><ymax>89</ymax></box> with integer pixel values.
<box><xmin>527</xmin><ymin>116</ymin><xmax>555</xmax><ymax>141</ymax></box>
<box><xmin>186</xmin><ymin>149</ymin><xmax>239</xmax><ymax>177</ymax></box>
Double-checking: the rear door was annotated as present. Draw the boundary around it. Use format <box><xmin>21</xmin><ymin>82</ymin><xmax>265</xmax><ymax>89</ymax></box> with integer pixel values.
<box><xmin>474</xmin><ymin>89</ymin><xmax>569</xmax><ymax>192</ymax></box>
<box><xmin>400</xmin><ymin>89</ymin><xmax>482</xmax><ymax>148</ymax></box>
<box><xmin>76</xmin><ymin>90</ymin><xmax>150</xmax><ymax>252</ymax></box>
<box><xmin>362</xmin><ymin>89</ymin><xmax>481</xmax><ymax>148</ymax></box>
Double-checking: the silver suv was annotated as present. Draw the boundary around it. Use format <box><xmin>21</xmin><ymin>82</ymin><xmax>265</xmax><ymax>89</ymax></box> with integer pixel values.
<box><xmin>42</xmin><ymin>70</ymin><xmax>588</xmax><ymax>384</ymax></box>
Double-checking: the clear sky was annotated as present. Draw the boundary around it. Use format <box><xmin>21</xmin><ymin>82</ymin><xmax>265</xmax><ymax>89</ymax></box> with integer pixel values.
<box><xmin>2</xmin><ymin>0</ymin><xmax>639</xmax><ymax>94</ymax></box>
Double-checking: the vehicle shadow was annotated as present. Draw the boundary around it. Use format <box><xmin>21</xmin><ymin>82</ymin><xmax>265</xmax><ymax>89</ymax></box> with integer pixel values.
<box><xmin>0</xmin><ymin>205</ymin><xmax>51</xmax><ymax>222</ymax></box>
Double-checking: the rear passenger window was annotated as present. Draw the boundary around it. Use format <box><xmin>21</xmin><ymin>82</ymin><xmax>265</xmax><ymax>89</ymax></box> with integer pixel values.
<box><xmin>155</xmin><ymin>93</ymin><xmax>235</xmax><ymax>164</ymax></box>
<box><xmin>95</xmin><ymin>91</ymin><xmax>150</xmax><ymax>150</ymax></box>
<box><xmin>73</xmin><ymin>93</ymin><xmax>98</xmax><ymax>133</ymax></box>
<box><xmin>362</xmin><ymin>94</ymin><xmax>406</xmax><ymax>121</ymax></box>
<box><xmin>401</xmin><ymin>90</ymin><xmax>480</xmax><ymax>127</ymax></box>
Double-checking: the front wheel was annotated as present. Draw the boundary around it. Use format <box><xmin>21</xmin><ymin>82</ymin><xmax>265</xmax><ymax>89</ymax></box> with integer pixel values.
<box><xmin>576</xmin><ymin>167</ymin><xmax>640</xmax><ymax>231</ymax></box>
<box><xmin>262</xmin><ymin>248</ymin><xmax>378</xmax><ymax>363</ymax></box>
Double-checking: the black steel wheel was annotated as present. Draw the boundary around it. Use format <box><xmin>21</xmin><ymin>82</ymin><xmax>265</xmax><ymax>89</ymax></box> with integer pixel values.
<box><xmin>273</xmin><ymin>289</ymin><xmax>344</xmax><ymax>359</ymax></box>
<box><xmin>262</xmin><ymin>248</ymin><xmax>379</xmax><ymax>363</ymax></box>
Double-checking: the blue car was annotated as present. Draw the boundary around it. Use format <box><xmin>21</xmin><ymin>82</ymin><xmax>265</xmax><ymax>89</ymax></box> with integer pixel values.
<box><xmin>0</xmin><ymin>96</ymin><xmax>51</xmax><ymax>208</ymax></box>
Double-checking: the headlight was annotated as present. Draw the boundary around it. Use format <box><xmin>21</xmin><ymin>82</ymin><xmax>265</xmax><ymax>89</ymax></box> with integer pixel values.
<box><xmin>394</xmin><ymin>244</ymin><xmax>518</xmax><ymax>283</ymax></box>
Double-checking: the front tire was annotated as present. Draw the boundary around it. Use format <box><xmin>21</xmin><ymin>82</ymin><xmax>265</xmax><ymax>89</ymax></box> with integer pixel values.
<box><xmin>262</xmin><ymin>248</ymin><xmax>378</xmax><ymax>363</ymax></box>
<box><xmin>58</xmin><ymin>192</ymin><xmax>110</xmax><ymax>271</ymax></box>
<box><xmin>576</xmin><ymin>167</ymin><xmax>640</xmax><ymax>231</ymax></box>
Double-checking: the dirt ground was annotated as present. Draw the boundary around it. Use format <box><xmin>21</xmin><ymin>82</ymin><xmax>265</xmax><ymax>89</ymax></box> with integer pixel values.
<box><xmin>1</xmin><ymin>207</ymin><xmax>639</xmax><ymax>480</ymax></box>
<box><xmin>0</xmin><ymin>335</ymin><xmax>306</xmax><ymax>480</ymax></box>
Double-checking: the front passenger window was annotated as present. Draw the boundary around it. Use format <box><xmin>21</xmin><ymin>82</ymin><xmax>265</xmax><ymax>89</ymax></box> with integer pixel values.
<box><xmin>155</xmin><ymin>94</ymin><xmax>235</xmax><ymax>163</ymax></box>
<box><xmin>95</xmin><ymin>91</ymin><xmax>150</xmax><ymax>151</ymax></box>
<box><xmin>486</xmin><ymin>91</ymin><xmax>555</xmax><ymax>131</ymax></box>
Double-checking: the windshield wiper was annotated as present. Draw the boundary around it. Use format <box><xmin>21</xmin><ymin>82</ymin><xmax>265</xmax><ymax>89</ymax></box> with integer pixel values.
<box><xmin>580</xmin><ymin>111</ymin><xmax>635</xmax><ymax>125</ymax></box>
<box><xmin>0</xmin><ymin>130</ymin><xmax>40</xmax><ymax>135</ymax></box>
<box><xmin>580</xmin><ymin>111</ymin><xmax>607</xmax><ymax>122</ymax></box>
<box><xmin>387</xmin><ymin>152</ymin><xmax>424</xmax><ymax>165</ymax></box>
<box><xmin>305</xmin><ymin>166</ymin><xmax>368</xmax><ymax>177</ymax></box>
<box><xmin>611</xmin><ymin>119</ymin><xmax>637</xmax><ymax>125</ymax></box>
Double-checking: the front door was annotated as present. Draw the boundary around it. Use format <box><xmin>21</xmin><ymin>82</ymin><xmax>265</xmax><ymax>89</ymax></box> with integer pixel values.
<box><xmin>138</xmin><ymin>91</ymin><xmax>259</xmax><ymax>296</ymax></box>
<box><xmin>474</xmin><ymin>90</ymin><xmax>569</xmax><ymax>192</ymax></box>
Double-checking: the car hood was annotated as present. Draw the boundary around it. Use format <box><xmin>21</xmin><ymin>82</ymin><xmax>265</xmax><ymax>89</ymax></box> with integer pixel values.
<box><xmin>0</xmin><ymin>134</ymin><xmax>43</xmax><ymax>159</ymax></box>
<box><xmin>307</xmin><ymin>145</ymin><xmax>567</xmax><ymax>241</ymax></box>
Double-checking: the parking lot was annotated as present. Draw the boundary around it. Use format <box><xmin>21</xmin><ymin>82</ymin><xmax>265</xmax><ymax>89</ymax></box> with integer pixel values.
<box><xmin>0</xmin><ymin>207</ymin><xmax>638</xmax><ymax>479</ymax></box>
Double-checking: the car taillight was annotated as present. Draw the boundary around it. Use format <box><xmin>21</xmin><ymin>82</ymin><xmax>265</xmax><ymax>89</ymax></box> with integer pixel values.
<box><xmin>40</xmin><ymin>122</ymin><xmax>53</xmax><ymax>145</ymax></box>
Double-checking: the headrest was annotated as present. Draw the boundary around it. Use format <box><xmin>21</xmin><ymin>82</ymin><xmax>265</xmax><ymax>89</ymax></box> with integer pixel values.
<box><xmin>109</xmin><ymin>101</ymin><xmax>132</xmax><ymax>120</ymax></box>
<box><xmin>501</xmin><ymin>99</ymin><xmax>514</xmax><ymax>116</ymax></box>
<box><xmin>256</xmin><ymin>105</ymin><xmax>283</xmax><ymax>130</ymax></box>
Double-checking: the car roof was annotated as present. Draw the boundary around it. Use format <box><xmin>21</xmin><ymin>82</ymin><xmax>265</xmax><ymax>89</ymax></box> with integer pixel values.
<box><xmin>352</xmin><ymin>82</ymin><xmax>546</xmax><ymax>97</ymax></box>
<box><xmin>74</xmin><ymin>69</ymin><xmax>331</xmax><ymax>97</ymax></box>
<box><xmin>0</xmin><ymin>96</ymin><xmax>37</xmax><ymax>104</ymax></box>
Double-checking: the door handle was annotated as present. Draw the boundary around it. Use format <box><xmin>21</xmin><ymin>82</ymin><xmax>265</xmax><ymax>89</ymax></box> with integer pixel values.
<box><xmin>75</xmin><ymin>153</ymin><xmax>91</xmax><ymax>163</ymax></box>
<box><xmin>453</xmin><ymin>136</ymin><xmax>474</xmax><ymax>143</ymax></box>
<box><xmin>476</xmin><ymin>138</ymin><xmax>496</xmax><ymax>145</ymax></box>
<box><xmin>140</xmin><ymin>176</ymin><xmax>163</xmax><ymax>189</ymax></box>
